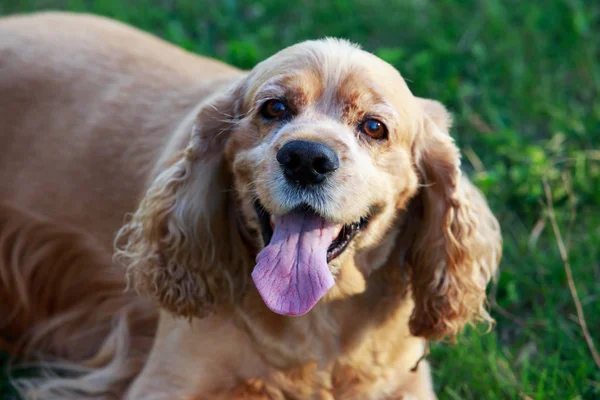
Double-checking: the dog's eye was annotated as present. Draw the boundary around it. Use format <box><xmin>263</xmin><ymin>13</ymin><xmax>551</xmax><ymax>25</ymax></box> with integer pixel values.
<box><xmin>261</xmin><ymin>99</ymin><xmax>288</xmax><ymax>119</ymax></box>
<box><xmin>360</xmin><ymin>119</ymin><xmax>387</xmax><ymax>140</ymax></box>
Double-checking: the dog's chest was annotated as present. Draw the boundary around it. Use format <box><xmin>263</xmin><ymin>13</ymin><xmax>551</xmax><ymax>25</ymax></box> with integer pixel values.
<box><xmin>221</xmin><ymin>349</ymin><xmax>407</xmax><ymax>400</ymax></box>
<box><xmin>222</xmin><ymin>298</ymin><xmax>418</xmax><ymax>399</ymax></box>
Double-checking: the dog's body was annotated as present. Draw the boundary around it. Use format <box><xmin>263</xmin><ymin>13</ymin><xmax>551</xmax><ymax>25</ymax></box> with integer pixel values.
<box><xmin>0</xmin><ymin>12</ymin><xmax>501</xmax><ymax>400</ymax></box>
<box><xmin>0</xmin><ymin>12</ymin><xmax>240</xmax><ymax>248</ymax></box>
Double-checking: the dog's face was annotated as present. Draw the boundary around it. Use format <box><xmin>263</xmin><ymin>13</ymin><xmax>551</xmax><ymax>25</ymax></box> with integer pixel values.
<box><xmin>118</xmin><ymin>39</ymin><xmax>500</xmax><ymax>339</ymax></box>
<box><xmin>225</xmin><ymin>41</ymin><xmax>422</xmax><ymax>316</ymax></box>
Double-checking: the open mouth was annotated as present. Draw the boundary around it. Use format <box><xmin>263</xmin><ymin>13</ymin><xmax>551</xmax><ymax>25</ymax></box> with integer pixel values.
<box><xmin>251</xmin><ymin>200</ymin><xmax>370</xmax><ymax>317</ymax></box>
<box><xmin>254</xmin><ymin>201</ymin><xmax>369</xmax><ymax>263</ymax></box>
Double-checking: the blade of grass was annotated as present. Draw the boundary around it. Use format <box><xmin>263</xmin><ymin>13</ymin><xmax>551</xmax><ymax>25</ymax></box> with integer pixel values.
<box><xmin>542</xmin><ymin>177</ymin><xmax>600</xmax><ymax>370</ymax></box>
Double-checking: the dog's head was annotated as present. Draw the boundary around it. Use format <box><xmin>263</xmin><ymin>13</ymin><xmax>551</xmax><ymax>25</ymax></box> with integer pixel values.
<box><xmin>116</xmin><ymin>39</ymin><xmax>500</xmax><ymax>339</ymax></box>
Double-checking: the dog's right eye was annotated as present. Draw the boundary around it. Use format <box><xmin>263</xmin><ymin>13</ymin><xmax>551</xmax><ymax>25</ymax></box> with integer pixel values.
<box><xmin>261</xmin><ymin>99</ymin><xmax>288</xmax><ymax>120</ymax></box>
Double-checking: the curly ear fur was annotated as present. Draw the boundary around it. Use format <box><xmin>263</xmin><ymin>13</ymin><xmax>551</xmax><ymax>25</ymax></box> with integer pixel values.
<box><xmin>115</xmin><ymin>82</ymin><xmax>252</xmax><ymax>318</ymax></box>
<box><xmin>407</xmin><ymin>98</ymin><xmax>502</xmax><ymax>339</ymax></box>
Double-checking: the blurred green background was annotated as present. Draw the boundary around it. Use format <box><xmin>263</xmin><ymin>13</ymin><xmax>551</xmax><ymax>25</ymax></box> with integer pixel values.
<box><xmin>1</xmin><ymin>0</ymin><xmax>599</xmax><ymax>399</ymax></box>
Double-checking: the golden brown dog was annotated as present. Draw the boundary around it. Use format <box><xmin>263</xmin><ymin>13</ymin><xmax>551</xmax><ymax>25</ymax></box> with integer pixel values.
<box><xmin>0</xmin><ymin>12</ymin><xmax>501</xmax><ymax>400</ymax></box>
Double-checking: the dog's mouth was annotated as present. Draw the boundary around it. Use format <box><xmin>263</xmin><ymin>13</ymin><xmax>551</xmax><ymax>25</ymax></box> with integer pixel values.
<box><xmin>254</xmin><ymin>202</ymin><xmax>369</xmax><ymax>263</ymax></box>
<box><xmin>252</xmin><ymin>201</ymin><xmax>370</xmax><ymax>317</ymax></box>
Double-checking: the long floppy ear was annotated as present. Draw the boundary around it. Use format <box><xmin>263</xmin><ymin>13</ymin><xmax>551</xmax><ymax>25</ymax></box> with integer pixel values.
<box><xmin>407</xmin><ymin>98</ymin><xmax>502</xmax><ymax>339</ymax></box>
<box><xmin>115</xmin><ymin>80</ymin><xmax>252</xmax><ymax>318</ymax></box>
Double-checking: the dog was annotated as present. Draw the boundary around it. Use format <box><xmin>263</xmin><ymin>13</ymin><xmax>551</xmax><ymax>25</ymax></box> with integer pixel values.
<box><xmin>0</xmin><ymin>12</ymin><xmax>501</xmax><ymax>400</ymax></box>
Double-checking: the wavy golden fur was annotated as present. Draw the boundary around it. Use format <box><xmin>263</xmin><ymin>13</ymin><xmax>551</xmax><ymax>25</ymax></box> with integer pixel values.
<box><xmin>0</xmin><ymin>12</ymin><xmax>501</xmax><ymax>400</ymax></box>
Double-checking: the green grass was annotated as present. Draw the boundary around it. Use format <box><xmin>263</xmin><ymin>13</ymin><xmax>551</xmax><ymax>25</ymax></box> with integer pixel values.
<box><xmin>1</xmin><ymin>0</ymin><xmax>599</xmax><ymax>398</ymax></box>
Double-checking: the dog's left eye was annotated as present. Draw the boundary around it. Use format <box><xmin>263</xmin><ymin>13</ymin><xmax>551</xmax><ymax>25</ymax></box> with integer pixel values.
<box><xmin>359</xmin><ymin>119</ymin><xmax>387</xmax><ymax>140</ymax></box>
<box><xmin>261</xmin><ymin>99</ymin><xmax>288</xmax><ymax>120</ymax></box>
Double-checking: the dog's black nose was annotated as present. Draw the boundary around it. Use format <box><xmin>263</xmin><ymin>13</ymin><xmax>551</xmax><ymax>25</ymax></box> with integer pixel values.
<box><xmin>276</xmin><ymin>140</ymin><xmax>339</xmax><ymax>185</ymax></box>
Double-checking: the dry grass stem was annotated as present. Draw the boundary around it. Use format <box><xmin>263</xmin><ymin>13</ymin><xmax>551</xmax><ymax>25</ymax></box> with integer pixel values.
<box><xmin>542</xmin><ymin>177</ymin><xmax>600</xmax><ymax>370</ymax></box>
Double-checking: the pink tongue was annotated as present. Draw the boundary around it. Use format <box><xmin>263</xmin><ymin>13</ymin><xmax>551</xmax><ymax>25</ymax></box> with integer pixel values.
<box><xmin>252</xmin><ymin>212</ymin><xmax>341</xmax><ymax>316</ymax></box>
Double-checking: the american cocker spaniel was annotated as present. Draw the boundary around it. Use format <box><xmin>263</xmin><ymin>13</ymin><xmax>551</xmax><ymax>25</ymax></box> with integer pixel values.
<box><xmin>0</xmin><ymin>12</ymin><xmax>501</xmax><ymax>400</ymax></box>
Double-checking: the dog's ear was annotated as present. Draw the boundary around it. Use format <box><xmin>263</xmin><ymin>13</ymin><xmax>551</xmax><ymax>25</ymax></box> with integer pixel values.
<box><xmin>406</xmin><ymin>98</ymin><xmax>501</xmax><ymax>339</ymax></box>
<box><xmin>115</xmin><ymin>79</ymin><xmax>252</xmax><ymax>318</ymax></box>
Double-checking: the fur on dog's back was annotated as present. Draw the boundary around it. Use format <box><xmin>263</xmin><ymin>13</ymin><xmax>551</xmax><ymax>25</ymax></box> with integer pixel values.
<box><xmin>0</xmin><ymin>11</ymin><xmax>241</xmax><ymax>247</ymax></box>
<box><xmin>0</xmin><ymin>12</ymin><xmax>241</xmax><ymax>398</ymax></box>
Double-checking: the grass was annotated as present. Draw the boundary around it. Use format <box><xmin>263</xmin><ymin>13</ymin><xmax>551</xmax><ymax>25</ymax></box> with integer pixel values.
<box><xmin>1</xmin><ymin>0</ymin><xmax>599</xmax><ymax>398</ymax></box>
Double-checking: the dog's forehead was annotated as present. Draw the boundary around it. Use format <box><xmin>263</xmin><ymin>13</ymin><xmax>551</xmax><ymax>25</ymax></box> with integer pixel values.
<box><xmin>245</xmin><ymin>39</ymin><xmax>416</xmax><ymax>113</ymax></box>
